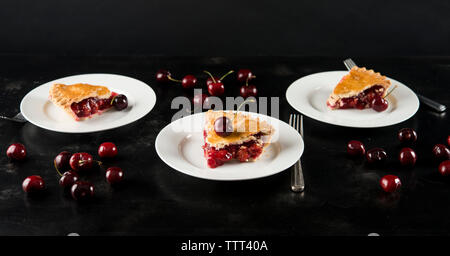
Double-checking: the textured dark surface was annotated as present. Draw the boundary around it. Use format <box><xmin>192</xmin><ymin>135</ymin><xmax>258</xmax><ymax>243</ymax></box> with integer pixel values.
<box><xmin>0</xmin><ymin>55</ymin><xmax>449</xmax><ymax>236</ymax></box>
<box><xmin>1</xmin><ymin>0</ymin><xmax>450</xmax><ymax>56</ymax></box>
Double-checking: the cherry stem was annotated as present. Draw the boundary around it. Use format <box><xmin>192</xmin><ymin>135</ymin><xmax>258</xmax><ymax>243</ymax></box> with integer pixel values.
<box><xmin>167</xmin><ymin>75</ymin><xmax>182</xmax><ymax>83</ymax></box>
<box><xmin>110</xmin><ymin>95</ymin><xmax>118</xmax><ymax>105</ymax></box>
<box><xmin>219</xmin><ymin>70</ymin><xmax>234</xmax><ymax>81</ymax></box>
<box><xmin>203</xmin><ymin>70</ymin><xmax>216</xmax><ymax>83</ymax></box>
<box><xmin>54</xmin><ymin>160</ymin><xmax>63</xmax><ymax>177</ymax></box>
<box><xmin>237</xmin><ymin>98</ymin><xmax>256</xmax><ymax>112</ymax></box>
<box><xmin>384</xmin><ymin>85</ymin><xmax>398</xmax><ymax>99</ymax></box>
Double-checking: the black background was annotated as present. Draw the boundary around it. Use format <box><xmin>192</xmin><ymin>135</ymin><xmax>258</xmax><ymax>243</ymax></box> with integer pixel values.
<box><xmin>1</xmin><ymin>0</ymin><xmax>450</xmax><ymax>56</ymax></box>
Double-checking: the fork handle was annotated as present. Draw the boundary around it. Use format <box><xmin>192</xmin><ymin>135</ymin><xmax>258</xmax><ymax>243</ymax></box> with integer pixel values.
<box><xmin>417</xmin><ymin>94</ymin><xmax>447</xmax><ymax>112</ymax></box>
<box><xmin>291</xmin><ymin>160</ymin><xmax>305</xmax><ymax>192</ymax></box>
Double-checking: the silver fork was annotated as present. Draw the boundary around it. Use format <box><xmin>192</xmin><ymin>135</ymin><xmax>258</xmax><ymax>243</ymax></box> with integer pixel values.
<box><xmin>289</xmin><ymin>114</ymin><xmax>305</xmax><ymax>193</ymax></box>
<box><xmin>343</xmin><ymin>58</ymin><xmax>446</xmax><ymax>113</ymax></box>
<box><xmin>0</xmin><ymin>113</ymin><xmax>27</xmax><ymax>123</ymax></box>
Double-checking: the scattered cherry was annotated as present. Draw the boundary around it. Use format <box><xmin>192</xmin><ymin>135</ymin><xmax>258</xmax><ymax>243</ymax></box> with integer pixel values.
<box><xmin>22</xmin><ymin>175</ymin><xmax>45</xmax><ymax>193</ymax></box>
<box><xmin>371</xmin><ymin>95</ymin><xmax>388</xmax><ymax>112</ymax></box>
<box><xmin>204</xmin><ymin>70</ymin><xmax>234</xmax><ymax>96</ymax></box>
<box><xmin>70</xmin><ymin>181</ymin><xmax>95</xmax><ymax>201</ymax></box>
<box><xmin>432</xmin><ymin>144</ymin><xmax>450</xmax><ymax>161</ymax></box>
<box><xmin>438</xmin><ymin>160</ymin><xmax>450</xmax><ymax>176</ymax></box>
<box><xmin>366</xmin><ymin>148</ymin><xmax>387</xmax><ymax>164</ymax></box>
<box><xmin>54</xmin><ymin>151</ymin><xmax>71</xmax><ymax>172</ymax></box>
<box><xmin>98</xmin><ymin>142</ymin><xmax>118</xmax><ymax>158</ymax></box>
<box><xmin>112</xmin><ymin>94</ymin><xmax>128</xmax><ymax>110</ymax></box>
<box><xmin>399</xmin><ymin>147</ymin><xmax>417</xmax><ymax>167</ymax></box>
<box><xmin>447</xmin><ymin>135</ymin><xmax>450</xmax><ymax>146</ymax></box>
<box><xmin>347</xmin><ymin>140</ymin><xmax>365</xmax><ymax>157</ymax></box>
<box><xmin>193</xmin><ymin>93</ymin><xmax>209</xmax><ymax>106</ymax></box>
<box><xmin>69</xmin><ymin>153</ymin><xmax>94</xmax><ymax>172</ymax></box>
<box><xmin>214</xmin><ymin>116</ymin><xmax>233</xmax><ymax>137</ymax></box>
<box><xmin>155</xmin><ymin>69</ymin><xmax>171</xmax><ymax>83</ymax></box>
<box><xmin>59</xmin><ymin>171</ymin><xmax>79</xmax><ymax>189</ymax></box>
<box><xmin>180</xmin><ymin>75</ymin><xmax>197</xmax><ymax>89</ymax></box>
<box><xmin>6</xmin><ymin>143</ymin><xmax>26</xmax><ymax>161</ymax></box>
<box><xmin>380</xmin><ymin>175</ymin><xmax>402</xmax><ymax>193</ymax></box>
<box><xmin>240</xmin><ymin>84</ymin><xmax>258</xmax><ymax>98</ymax></box>
<box><xmin>237</xmin><ymin>69</ymin><xmax>255</xmax><ymax>83</ymax></box>
<box><xmin>398</xmin><ymin>128</ymin><xmax>417</xmax><ymax>143</ymax></box>
<box><xmin>106</xmin><ymin>167</ymin><xmax>124</xmax><ymax>185</ymax></box>
<box><xmin>206</xmin><ymin>77</ymin><xmax>221</xmax><ymax>87</ymax></box>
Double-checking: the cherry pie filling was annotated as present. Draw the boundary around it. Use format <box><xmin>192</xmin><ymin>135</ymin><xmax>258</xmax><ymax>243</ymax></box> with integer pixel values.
<box><xmin>203</xmin><ymin>131</ymin><xmax>266</xmax><ymax>168</ymax></box>
<box><xmin>70</xmin><ymin>92</ymin><xmax>118</xmax><ymax>118</ymax></box>
<box><xmin>328</xmin><ymin>85</ymin><xmax>385</xmax><ymax>109</ymax></box>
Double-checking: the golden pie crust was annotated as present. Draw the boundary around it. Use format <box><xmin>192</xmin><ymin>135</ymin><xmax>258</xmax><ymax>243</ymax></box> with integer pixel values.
<box><xmin>49</xmin><ymin>83</ymin><xmax>112</xmax><ymax>120</ymax></box>
<box><xmin>327</xmin><ymin>66</ymin><xmax>391</xmax><ymax>107</ymax></box>
<box><xmin>204</xmin><ymin>110</ymin><xmax>274</xmax><ymax>150</ymax></box>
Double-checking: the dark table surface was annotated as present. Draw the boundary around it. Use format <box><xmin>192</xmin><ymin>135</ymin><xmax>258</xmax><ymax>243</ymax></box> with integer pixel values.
<box><xmin>0</xmin><ymin>55</ymin><xmax>449</xmax><ymax>236</ymax></box>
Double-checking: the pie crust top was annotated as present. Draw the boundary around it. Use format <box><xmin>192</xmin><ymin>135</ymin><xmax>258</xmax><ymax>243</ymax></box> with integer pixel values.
<box><xmin>331</xmin><ymin>67</ymin><xmax>391</xmax><ymax>98</ymax></box>
<box><xmin>49</xmin><ymin>83</ymin><xmax>112</xmax><ymax>118</ymax></box>
<box><xmin>204</xmin><ymin>110</ymin><xmax>274</xmax><ymax>149</ymax></box>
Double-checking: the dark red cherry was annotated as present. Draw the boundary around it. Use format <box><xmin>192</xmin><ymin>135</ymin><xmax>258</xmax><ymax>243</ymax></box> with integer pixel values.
<box><xmin>366</xmin><ymin>148</ymin><xmax>387</xmax><ymax>164</ymax></box>
<box><xmin>181</xmin><ymin>75</ymin><xmax>197</xmax><ymax>89</ymax></box>
<box><xmin>6</xmin><ymin>143</ymin><xmax>26</xmax><ymax>161</ymax></box>
<box><xmin>447</xmin><ymin>135</ymin><xmax>450</xmax><ymax>146</ymax></box>
<box><xmin>71</xmin><ymin>181</ymin><xmax>95</xmax><ymax>201</ymax></box>
<box><xmin>106</xmin><ymin>167</ymin><xmax>124</xmax><ymax>185</ymax></box>
<box><xmin>399</xmin><ymin>147</ymin><xmax>417</xmax><ymax>167</ymax></box>
<box><xmin>54</xmin><ymin>151</ymin><xmax>71</xmax><ymax>172</ymax></box>
<box><xmin>156</xmin><ymin>69</ymin><xmax>171</xmax><ymax>83</ymax></box>
<box><xmin>240</xmin><ymin>85</ymin><xmax>258</xmax><ymax>98</ymax></box>
<box><xmin>380</xmin><ymin>175</ymin><xmax>402</xmax><ymax>193</ymax></box>
<box><xmin>59</xmin><ymin>171</ymin><xmax>79</xmax><ymax>188</ymax></box>
<box><xmin>347</xmin><ymin>140</ymin><xmax>365</xmax><ymax>157</ymax></box>
<box><xmin>432</xmin><ymin>144</ymin><xmax>450</xmax><ymax>161</ymax></box>
<box><xmin>237</xmin><ymin>69</ymin><xmax>254</xmax><ymax>83</ymax></box>
<box><xmin>371</xmin><ymin>95</ymin><xmax>388</xmax><ymax>112</ymax></box>
<box><xmin>98</xmin><ymin>142</ymin><xmax>118</xmax><ymax>158</ymax></box>
<box><xmin>112</xmin><ymin>94</ymin><xmax>128</xmax><ymax>110</ymax></box>
<box><xmin>398</xmin><ymin>128</ymin><xmax>417</xmax><ymax>143</ymax></box>
<box><xmin>206</xmin><ymin>77</ymin><xmax>221</xmax><ymax>87</ymax></box>
<box><xmin>208</xmin><ymin>82</ymin><xmax>225</xmax><ymax>96</ymax></box>
<box><xmin>22</xmin><ymin>175</ymin><xmax>45</xmax><ymax>193</ymax></box>
<box><xmin>439</xmin><ymin>160</ymin><xmax>450</xmax><ymax>176</ymax></box>
<box><xmin>69</xmin><ymin>153</ymin><xmax>94</xmax><ymax>172</ymax></box>
<box><xmin>193</xmin><ymin>93</ymin><xmax>208</xmax><ymax>106</ymax></box>
<box><xmin>214</xmin><ymin>116</ymin><xmax>233</xmax><ymax>137</ymax></box>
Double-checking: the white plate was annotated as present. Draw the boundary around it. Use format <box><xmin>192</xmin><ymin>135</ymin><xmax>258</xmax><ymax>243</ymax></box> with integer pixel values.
<box><xmin>155</xmin><ymin>111</ymin><xmax>304</xmax><ymax>181</ymax></box>
<box><xmin>20</xmin><ymin>73</ymin><xmax>156</xmax><ymax>133</ymax></box>
<box><xmin>286</xmin><ymin>71</ymin><xmax>419</xmax><ymax>128</ymax></box>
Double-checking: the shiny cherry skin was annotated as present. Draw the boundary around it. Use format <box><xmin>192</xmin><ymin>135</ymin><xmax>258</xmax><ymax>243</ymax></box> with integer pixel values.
<box><xmin>399</xmin><ymin>147</ymin><xmax>417</xmax><ymax>167</ymax></box>
<box><xmin>347</xmin><ymin>140</ymin><xmax>366</xmax><ymax>157</ymax></box>
<box><xmin>71</xmin><ymin>181</ymin><xmax>95</xmax><ymax>201</ymax></box>
<box><xmin>6</xmin><ymin>143</ymin><xmax>26</xmax><ymax>161</ymax></box>
<box><xmin>181</xmin><ymin>75</ymin><xmax>197</xmax><ymax>89</ymax></box>
<box><xmin>240</xmin><ymin>85</ymin><xmax>258</xmax><ymax>98</ymax></box>
<box><xmin>447</xmin><ymin>135</ymin><xmax>450</xmax><ymax>146</ymax></box>
<box><xmin>208</xmin><ymin>82</ymin><xmax>225</xmax><ymax>96</ymax></box>
<box><xmin>155</xmin><ymin>69</ymin><xmax>171</xmax><ymax>83</ymax></box>
<box><xmin>69</xmin><ymin>153</ymin><xmax>94</xmax><ymax>172</ymax></box>
<box><xmin>214</xmin><ymin>117</ymin><xmax>233</xmax><ymax>137</ymax></box>
<box><xmin>439</xmin><ymin>160</ymin><xmax>450</xmax><ymax>176</ymax></box>
<box><xmin>380</xmin><ymin>175</ymin><xmax>402</xmax><ymax>193</ymax></box>
<box><xmin>432</xmin><ymin>144</ymin><xmax>450</xmax><ymax>161</ymax></box>
<box><xmin>98</xmin><ymin>142</ymin><xmax>118</xmax><ymax>158</ymax></box>
<box><xmin>54</xmin><ymin>151</ymin><xmax>71</xmax><ymax>172</ymax></box>
<box><xmin>366</xmin><ymin>148</ymin><xmax>387</xmax><ymax>164</ymax></box>
<box><xmin>371</xmin><ymin>95</ymin><xmax>388</xmax><ymax>112</ymax></box>
<box><xmin>59</xmin><ymin>171</ymin><xmax>79</xmax><ymax>188</ymax></box>
<box><xmin>398</xmin><ymin>128</ymin><xmax>417</xmax><ymax>143</ymax></box>
<box><xmin>113</xmin><ymin>94</ymin><xmax>128</xmax><ymax>110</ymax></box>
<box><xmin>206</xmin><ymin>77</ymin><xmax>221</xmax><ymax>87</ymax></box>
<box><xmin>22</xmin><ymin>175</ymin><xmax>45</xmax><ymax>193</ymax></box>
<box><xmin>193</xmin><ymin>93</ymin><xmax>208</xmax><ymax>106</ymax></box>
<box><xmin>237</xmin><ymin>69</ymin><xmax>254</xmax><ymax>83</ymax></box>
<box><xmin>106</xmin><ymin>167</ymin><xmax>124</xmax><ymax>185</ymax></box>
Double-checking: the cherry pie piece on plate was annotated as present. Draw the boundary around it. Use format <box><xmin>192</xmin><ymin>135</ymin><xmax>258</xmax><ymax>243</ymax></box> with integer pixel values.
<box><xmin>327</xmin><ymin>66</ymin><xmax>391</xmax><ymax>110</ymax></box>
<box><xmin>203</xmin><ymin>110</ymin><xmax>274</xmax><ymax>168</ymax></box>
<box><xmin>49</xmin><ymin>83</ymin><xmax>117</xmax><ymax>121</ymax></box>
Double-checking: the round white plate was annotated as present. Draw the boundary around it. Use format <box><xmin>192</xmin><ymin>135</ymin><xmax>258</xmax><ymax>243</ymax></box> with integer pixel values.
<box><xmin>155</xmin><ymin>111</ymin><xmax>304</xmax><ymax>181</ymax></box>
<box><xmin>20</xmin><ymin>73</ymin><xmax>156</xmax><ymax>133</ymax></box>
<box><xmin>286</xmin><ymin>71</ymin><xmax>420</xmax><ymax>128</ymax></box>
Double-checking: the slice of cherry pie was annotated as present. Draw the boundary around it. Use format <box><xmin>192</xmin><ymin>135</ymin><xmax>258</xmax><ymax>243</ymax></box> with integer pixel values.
<box><xmin>49</xmin><ymin>83</ymin><xmax>118</xmax><ymax>121</ymax></box>
<box><xmin>327</xmin><ymin>66</ymin><xmax>391</xmax><ymax>110</ymax></box>
<box><xmin>203</xmin><ymin>110</ymin><xmax>274</xmax><ymax>168</ymax></box>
